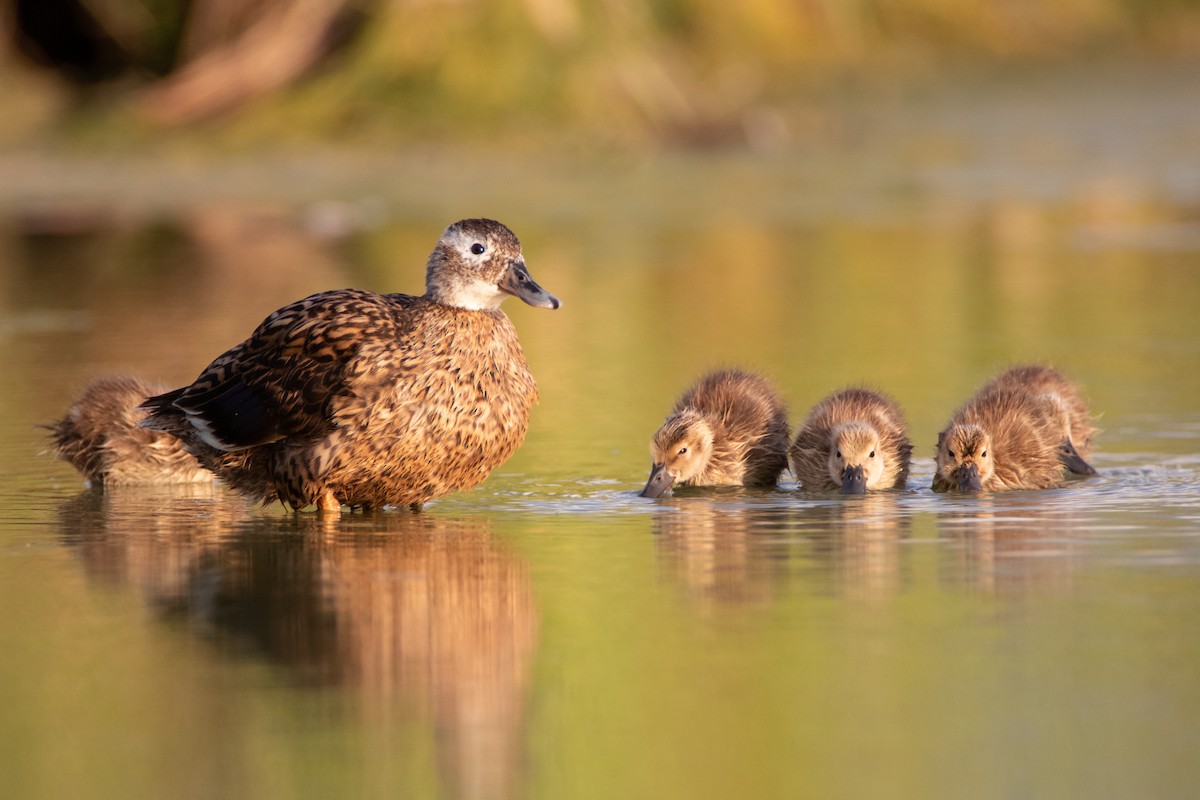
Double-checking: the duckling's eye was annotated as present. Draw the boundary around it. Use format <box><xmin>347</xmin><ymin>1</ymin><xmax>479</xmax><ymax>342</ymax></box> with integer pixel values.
<box><xmin>948</xmin><ymin>449</ymin><xmax>955</xmax><ymax>458</ymax></box>
<box><xmin>470</xmin><ymin>243</ymin><xmax>486</xmax><ymax>255</ymax></box>
<box><xmin>678</xmin><ymin>446</ymin><xmax>688</xmax><ymax>455</ymax></box>
<box><xmin>869</xmin><ymin>450</ymin><xmax>876</xmax><ymax>458</ymax></box>
<box><xmin>981</xmin><ymin>450</ymin><xmax>988</xmax><ymax>458</ymax></box>
<box><xmin>835</xmin><ymin>450</ymin><xmax>842</xmax><ymax>459</ymax></box>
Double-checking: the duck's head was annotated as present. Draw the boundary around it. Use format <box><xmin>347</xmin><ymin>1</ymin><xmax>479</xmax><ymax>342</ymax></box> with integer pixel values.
<box><xmin>1040</xmin><ymin>392</ymin><xmax>1096</xmax><ymax>475</ymax></box>
<box><xmin>936</xmin><ymin>423</ymin><xmax>993</xmax><ymax>492</ymax></box>
<box><xmin>640</xmin><ymin>411</ymin><xmax>715</xmax><ymax>498</ymax></box>
<box><xmin>828</xmin><ymin>422</ymin><xmax>884</xmax><ymax>494</ymax></box>
<box><xmin>426</xmin><ymin>218</ymin><xmax>560</xmax><ymax>311</ymax></box>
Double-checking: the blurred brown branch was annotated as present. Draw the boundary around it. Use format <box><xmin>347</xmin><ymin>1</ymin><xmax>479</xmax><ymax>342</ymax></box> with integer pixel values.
<box><xmin>134</xmin><ymin>0</ymin><xmax>354</xmax><ymax>125</ymax></box>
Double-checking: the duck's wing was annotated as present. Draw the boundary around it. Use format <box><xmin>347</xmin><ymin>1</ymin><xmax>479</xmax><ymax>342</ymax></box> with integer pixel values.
<box><xmin>144</xmin><ymin>290</ymin><xmax>419</xmax><ymax>451</ymax></box>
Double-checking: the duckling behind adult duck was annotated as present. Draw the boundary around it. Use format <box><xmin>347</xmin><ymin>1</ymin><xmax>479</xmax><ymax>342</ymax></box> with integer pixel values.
<box><xmin>790</xmin><ymin>388</ymin><xmax>912</xmax><ymax>494</ymax></box>
<box><xmin>639</xmin><ymin>369</ymin><xmax>789</xmax><ymax>498</ymax></box>
<box><xmin>933</xmin><ymin>385</ymin><xmax>1065</xmax><ymax>492</ymax></box>
<box><xmin>981</xmin><ymin>364</ymin><xmax>1098</xmax><ymax>475</ymax></box>
<box><xmin>141</xmin><ymin>218</ymin><xmax>559</xmax><ymax>512</ymax></box>
<box><xmin>47</xmin><ymin>376</ymin><xmax>210</xmax><ymax>486</ymax></box>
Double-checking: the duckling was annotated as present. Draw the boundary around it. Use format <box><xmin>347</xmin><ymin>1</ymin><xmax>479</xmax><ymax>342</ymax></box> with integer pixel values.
<box><xmin>140</xmin><ymin>219</ymin><xmax>559</xmax><ymax>512</ymax></box>
<box><xmin>46</xmin><ymin>376</ymin><xmax>211</xmax><ymax>486</ymax></box>
<box><xmin>789</xmin><ymin>388</ymin><xmax>912</xmax><ymax>494</ymax></box>
<box><xmin>639</xmin><ymin>369</ymin><xmax>789</xmax><ymax>498</ymax></box>
<box><xmin>981</xmin><ymin>364</ymin><xmax>1098</xmax><ymax>475</ymax></box>
<box><xmin>933</xmin><ymin>385</ymin><xmax>1065</xmax><ymax>492</ymax></box>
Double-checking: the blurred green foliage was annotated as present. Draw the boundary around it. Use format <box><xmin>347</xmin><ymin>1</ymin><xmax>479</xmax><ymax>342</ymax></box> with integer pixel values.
<box><xmin>2</xmin><ymin>0</ymin><xmax>1198</xmax><ymax>147</ymax></box>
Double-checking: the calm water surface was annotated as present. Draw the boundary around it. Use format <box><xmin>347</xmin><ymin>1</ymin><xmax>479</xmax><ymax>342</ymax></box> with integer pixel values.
<box><xmin>3</xmin><ymin>66</ymin><xmax>1200</xmax><ymax>799</ymax></box>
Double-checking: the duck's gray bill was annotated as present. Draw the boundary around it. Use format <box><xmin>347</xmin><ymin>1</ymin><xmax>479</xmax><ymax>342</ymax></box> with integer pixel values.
<box><xmin>502</xmin><ymin>261</ymin><xmax>560</xmax><ymax>309</ymax></box>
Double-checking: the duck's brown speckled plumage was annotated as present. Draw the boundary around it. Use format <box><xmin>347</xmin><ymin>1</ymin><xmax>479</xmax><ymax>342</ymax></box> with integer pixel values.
<box><xmin>933</xmin><ymin>384</ymin><xmax>1066</xmax><ymax>493</ymax></box>
<box><xmin>46</xmin><ymin>376</ymin><xmax>211</xmax><ymax>486</ymax></box>
<box><xmin>140</xmin><ymin>219</ymin><xmax>559</xmax><ymax>511</ymax></box>
<box><xmin>640</xmin><ymin>369</ymin><xmax>789</xmax><ymax>497</ymax></box>
<box><xmin>789</xmin><ymin>388</ymin><xmax>912</xmax><ymax>493</ymax></box>
<box><xmin>981</xmin><ymin>364</ymin><xmax>1098</xmax><ymax>475</ymax></box>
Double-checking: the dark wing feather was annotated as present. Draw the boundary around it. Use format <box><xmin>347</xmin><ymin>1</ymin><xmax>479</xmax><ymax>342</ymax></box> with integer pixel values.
<box><xmin>144</xmin><ymin>289</ymin><xmax>419</xmax><ymax>450</ymax></box>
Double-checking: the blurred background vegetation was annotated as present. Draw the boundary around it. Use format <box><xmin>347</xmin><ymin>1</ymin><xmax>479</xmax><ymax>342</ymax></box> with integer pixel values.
<box><xmin>2</xmin><ymin>0</ymin><xmax>1199</xmax><ymax>151</ymax></box>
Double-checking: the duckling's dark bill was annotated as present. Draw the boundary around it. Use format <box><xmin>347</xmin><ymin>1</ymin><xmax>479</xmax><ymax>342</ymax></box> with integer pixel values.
<box><xmin>501</xmin><ymin>261</ymin><xmax>560</xmax><ymax>309</ymax></box>
<box><xmin>640</xmin><ymin>465</ymin><xmax>675</xmax><ymax>498</ymax></box>
<box><xmin>840</xmin><ymin>465</ymin><xmax>867</xmax><ymax>494</ymax></box>
<box><xmin>954</xmin><ymin>463</ymin><xmax>984</xmax><ymax>492</ymax></box>
<box><xmin>1060</xmin><ymin>440</ymin><xmax>1097</xmax><ymax>476</ymax></box>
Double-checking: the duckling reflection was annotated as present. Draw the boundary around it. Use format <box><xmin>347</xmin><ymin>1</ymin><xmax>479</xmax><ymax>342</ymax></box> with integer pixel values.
<box><xmin>651</xmin><ymin>497</ymin><xmax>790</xmax><ymax>609</ymax></box>
<box><xmin>797</xmin><ymin>496</ymin><xmax>909</xmax><ymax>603</ymax></box>
<box><xmin>56</xmin><ymin>493</ymin><xmax>536</xmax><ymax>800</ymax></box>
<box><xmin>935</xmin><ymin>501</ymin><xmax>1080</xmax><ymax>598</ymax></box>
<box><xmin>641</xmin><ymin>369</ymin><xmax>789</xmax><ymax>498</ymax></box>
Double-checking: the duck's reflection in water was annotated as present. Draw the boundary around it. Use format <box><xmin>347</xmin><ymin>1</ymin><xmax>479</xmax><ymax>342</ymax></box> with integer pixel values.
<box><xmin>56</xmin><ymin>488</ymin><xmax>537</xmax><ymax>800</ymax></box>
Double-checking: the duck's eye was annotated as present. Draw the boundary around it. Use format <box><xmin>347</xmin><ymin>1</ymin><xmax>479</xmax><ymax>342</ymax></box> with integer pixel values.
<box><xmin>835</xmin><ymin>450</ymin><xmax>842</xmax><ymax>459</ymax></box>
<box><xmin>677</xmin><ymin>446</ymin><xmax>688</xmax><ymax>455</ymax></box>
<box><xmin>948</xmin><ymin>449</ymin><xmax>955</xmax><ymax>458</ymax></box>
<box><xmin>470</xmin><ymin>243</ymin><xmax>486</xmax><ymax>255</ymax></box>
<box><xmin>869</xmin><ymin>450</ymin><xmax>876</xmax><ymax>458</ymax></box>
<box><xmin>981</xmin><ymin>450</ymin><xmax>988</xmax><ymax>458</ymax></box>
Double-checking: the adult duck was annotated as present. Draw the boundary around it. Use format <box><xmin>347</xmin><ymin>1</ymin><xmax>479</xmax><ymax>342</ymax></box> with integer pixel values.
<box><xmin>141</xmin><ymin>218</ymin><xmax>559</xmax><ymax>511</ymax></box>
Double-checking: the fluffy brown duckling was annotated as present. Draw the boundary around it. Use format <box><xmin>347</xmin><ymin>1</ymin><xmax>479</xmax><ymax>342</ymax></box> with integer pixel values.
<box><xmin>790</xmin><ymin>388</ymin><xmax>913</xmax><ymax>494</ymax></box>
<box><xmin>981</xmin><ymin>364</ymin><xmax>1098</xmax><ymax>475</ymax></box>
<box><xmin>46</xmin><ymin>376</ymin><xmax>211</xmax><ymax>486</ymax></box>
<box><xmin>639</xmin><ymin>369</ymin><xmax>789</xmax><ymax>497</ymax></box>
<box><xmin>141</xmin><ymin>219</ymin><xmax>559</xmax><ymax>512</ymax></box>
<box><xmin>933</xmin><ymin>385</ymin><xmax>1066</xmax><ymax>493</ymax></box>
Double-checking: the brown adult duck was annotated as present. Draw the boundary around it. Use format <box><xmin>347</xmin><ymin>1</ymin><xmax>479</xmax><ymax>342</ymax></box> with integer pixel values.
<box><xmin>141</xmin><ymin>218</ymin><xmax>560</xmax><ymax>512</ymax></box>
<box><xmin>981</xmin><ymin>364</ymin><xmax>1098</xmax><ymax>475</ymax></box>
<box><xmin>639</xmin><ymin>369</ymin><xmax>789</xmax><ymax>497</ymax></box>
<box><xmin>933</xmin><ymin>383</ymin><xmax>1066</xmax><ymax>493</ymax></box>
<box><xmin>47</xmin><ymin>376</ymin><xmax>210</xmax><ymax>486</ymax></box>
<box><xmin>790</xmin><ymin>388</ymin><xmax>912</xmax><ymax>494</ymax></box>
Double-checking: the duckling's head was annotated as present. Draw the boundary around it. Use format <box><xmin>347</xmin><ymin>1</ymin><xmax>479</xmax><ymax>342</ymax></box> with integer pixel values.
<box><xmin>426</xmin><ymin>219</ymin><xmax>560</xmax><ymax>311</ymax></box>
<box><xmin>828</xmin><ymin>422</ymin><xmax>884</xmax><ymax>494</ymax></box>
<box><xmin>640</xmin><ymin>411</ymin><xmax>715</xmax><ymax>498</ymax></box>
<box><xmin>936</xmin><ymin>423</ymin><xmax>993</xmax><ymax>491</ymax></box>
